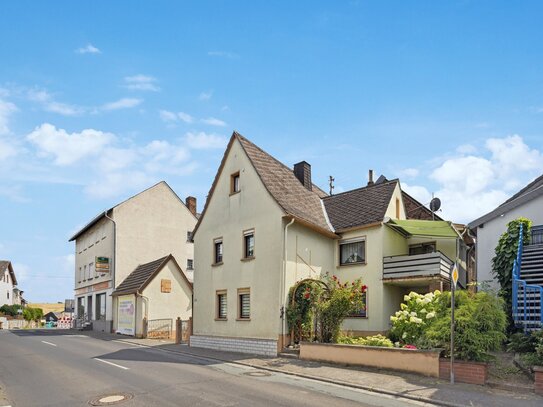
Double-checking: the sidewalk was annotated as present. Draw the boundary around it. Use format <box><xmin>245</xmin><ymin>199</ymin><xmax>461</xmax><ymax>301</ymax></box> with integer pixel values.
<box><xmin>86</xmin><ymin>331</ymin><xmax>542</xmax><ymax>407</ymax></box>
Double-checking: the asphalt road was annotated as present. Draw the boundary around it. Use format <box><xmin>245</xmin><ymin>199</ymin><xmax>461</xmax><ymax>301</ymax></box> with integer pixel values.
<box><xmin>0</xmin><ymin>329</ymin><xmax>433</xmax><ymax>407</ymax></box>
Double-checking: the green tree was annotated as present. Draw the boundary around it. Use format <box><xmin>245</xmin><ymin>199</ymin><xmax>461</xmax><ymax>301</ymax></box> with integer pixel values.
<box><xmin>491</xmin><ymin>217</ymin><xmax>532</xmax><ymax>329</ymax></box>
<box><xmin>0</xmin><ymin>304</ymin><xmax>22</xmax><ymax>316</ymax></box>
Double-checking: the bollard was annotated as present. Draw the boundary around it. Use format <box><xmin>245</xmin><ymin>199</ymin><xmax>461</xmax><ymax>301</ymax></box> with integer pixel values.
<box><xmin>175</xmin><ymin>317</ymin><xmax>182</xmax><ymax>344</ymax></box>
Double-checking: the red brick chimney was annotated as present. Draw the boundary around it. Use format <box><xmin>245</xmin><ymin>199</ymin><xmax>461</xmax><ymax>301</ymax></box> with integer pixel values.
<box><xmin>185</xmin><ymin>196</ymin><xmax>197</xmax><ymax>216</ymax></box>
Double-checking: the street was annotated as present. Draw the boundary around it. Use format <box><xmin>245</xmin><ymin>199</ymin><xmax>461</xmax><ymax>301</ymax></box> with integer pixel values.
<box><xmin>0</xmin><ymin>330</ymin><xmax>431</xmax><ymax>407</ymax></box>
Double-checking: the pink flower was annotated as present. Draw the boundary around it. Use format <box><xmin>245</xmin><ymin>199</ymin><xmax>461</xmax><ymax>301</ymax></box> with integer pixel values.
<box><xmin>403</xmin><ymin>344</ymin><xmax>417</xmax><ymax>350</ymax></box>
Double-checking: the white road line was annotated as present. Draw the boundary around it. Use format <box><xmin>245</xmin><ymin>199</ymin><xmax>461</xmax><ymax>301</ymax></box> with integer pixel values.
<box><xmin>41</xmin><ymin>341</ymin><xmax>57</xmax><ymax>347</ymax></box>
<box><xmin>93</xmin><ymin>358</ymin><xmax>130</xmax><ymax>370</ymax></box>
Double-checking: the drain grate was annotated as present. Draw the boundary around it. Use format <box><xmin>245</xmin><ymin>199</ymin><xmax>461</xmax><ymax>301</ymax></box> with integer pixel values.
<box><xmin>243</xmin><ymin>371</ymin><xmax>272</xmax><ymax>377</ymax></box>
<box><xmin>89</xmin><ymin>392</ymin><xmax>133</xmax><ymax>406</ymax></box>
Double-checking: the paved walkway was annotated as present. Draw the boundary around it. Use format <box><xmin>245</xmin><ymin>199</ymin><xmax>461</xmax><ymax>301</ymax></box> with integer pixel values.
<box><xmin>85</xmin><ymin>331</ymin><xmax>543</xmax><ymax>407</ymax></box>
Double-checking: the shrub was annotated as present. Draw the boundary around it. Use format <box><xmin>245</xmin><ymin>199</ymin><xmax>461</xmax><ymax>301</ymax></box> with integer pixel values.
<box><xmin>0</xmin><ymin>304</ymin><xmax>22</xmax><ymax>316</ymax></box>
<box><xmin>338</xmin><ymin>334</ymin><xmax>393</xmax><ymax>347</ymax></box>
<box><xmin>423</xmin><ymin>291</ymin><xmax>507</xmax><ymax>362</ymax></box>
<box><xmin>512</xmin><ymin>330</ymin><xmax>543</xmax><ymax>367</ymax></box>
<box><xmin>23</xmin><ymin>307</ymin><xmax>43</xmax><ymax>322</ymax></box>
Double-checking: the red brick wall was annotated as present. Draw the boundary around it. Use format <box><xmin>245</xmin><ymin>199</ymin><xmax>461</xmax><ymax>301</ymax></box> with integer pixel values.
<box><xmin>439</xmin><ymin>359</ymin><xmax>487</xmax><ymax>385</ymax></box>
<box><xmin>535</xmin><ymin>366</ymin><xmax>543</xmax><ymax>396</ymax></box>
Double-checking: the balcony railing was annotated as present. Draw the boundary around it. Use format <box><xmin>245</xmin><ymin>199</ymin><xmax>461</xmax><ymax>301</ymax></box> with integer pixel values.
<box><xmin>383</xmin><ymin>251</ymin><xmax>466</xmax><ymax>287</ymax></box>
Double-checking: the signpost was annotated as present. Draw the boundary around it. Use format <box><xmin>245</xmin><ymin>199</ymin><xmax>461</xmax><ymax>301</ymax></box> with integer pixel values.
<box><xmin>450</xmin><ymin>263</ymin><xmax>459</xmax><ymax>384</ymax></box>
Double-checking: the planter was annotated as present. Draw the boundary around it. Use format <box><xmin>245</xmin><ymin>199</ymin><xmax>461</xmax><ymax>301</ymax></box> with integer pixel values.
<box><xmin>300</xmin><ymin>342</ymin><xmax>442</xmax><ymax>377</ymax></box>
<box><xmin>439</xmin><ymin>358</ymin><xmax>488</xmax><ymax>385</ymax></box>
<box><xmin>534</xmin><ymin>366</ymin><xmax>543</xmax><ymax>396</ymax></box>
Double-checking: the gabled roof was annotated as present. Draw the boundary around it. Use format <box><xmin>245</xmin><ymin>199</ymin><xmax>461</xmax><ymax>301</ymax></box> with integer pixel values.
<box><xmin>402</xmin><ymin>191</ymin><xmax>443</xmax><ymax>221</ymax></box>
<box><xmin>469</xmin><ymin>173</ymin><xmax>543</xmax><ymax>228</ymax></box>
<box><xmin>112</xmin><ymin>254</ymin><xmax>192</xmax><ymax>297</ymax></box>
<box><xmin>0</xmin><ymin>260</ymin><xmax>17</xmax><ymax>285</ymax></box>
<box><xmin>193</xmin><ymin>132</ymin><xmax>335</xmax><ymax>237</ymax></box>
<box><xmin>322</xmin><ymin>180</ymin><xmax>398</xmax><ymax>231</ymax></box>
<box><xmin>69</xmin><ymin>181</ymin><xmax>196</xmax><ymax>242</ymax></box>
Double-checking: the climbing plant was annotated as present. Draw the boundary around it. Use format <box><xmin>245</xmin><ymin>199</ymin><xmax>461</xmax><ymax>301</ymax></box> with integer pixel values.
<box><xmin>491</xmin><ymin>217</ymin><xmax>532</xmax><ymax>330</ymax></box>
<box><xmin>286</xmin><ymin>279</ymin><xmax>324</xmax><ymax>344</ymax></box>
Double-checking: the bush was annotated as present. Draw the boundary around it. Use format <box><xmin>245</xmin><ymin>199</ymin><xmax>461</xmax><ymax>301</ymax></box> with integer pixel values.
<box><xmin>23</xmin><ymin>307</ymin><xmax>43</xmax><ymax>322</ymax></box>
<box><xmin>423</xmin><ymin>291</ymin><xmax>507</xmax><ymax>362</ymax></box>
<box><xmin>0</xmin><ymin>304</ymin><xmax>22</xmax><ymax>316</ymax></box>
<box><xmin>338</xmin><ymin>334</ymin><xmax>394</xmax><ymax>347</ymax></box>
<box><xmin>512</xmin><ymin>330</ymin><xmax>543</xmax><ymax>367</ymax></box>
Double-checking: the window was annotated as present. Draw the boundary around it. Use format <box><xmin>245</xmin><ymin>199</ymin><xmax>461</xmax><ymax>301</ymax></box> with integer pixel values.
<box><xmin>95</xmin><ymin>293</ymin><xmax>106</xmax><ymax>320</ymax></box>
<box><xmin>187</xmin><ymin>259</ymin><xmax>194</xmax><ymax>270</ymax></box>
<box><xmin>83</xmin><ymin>265</ymin><xmax>87</xmax><ymax>280</ymax></box>
<box><xmin>79</xmin><ymin>267</ymin><xmax>82</xmax><ymax>282</ymax></box>
<box><xmin>214</xmin><ymin>238</ymin><xmax>223</xmax><ymax>264</ymax></box>
<box><xmin>395</xmin><ymin>198</ymin><xmax>400</xmax><ymax>219</ymax></box>
<box><xmin>339</xmin><ymin>238</ymin><xmax>366</xmax><ymax>265</ymax></box>
<box><xmin>243</xmin><ymin>230</ymin><xmax>255</xmax><ymax>259</ymax></box>
<box><xmin>409</xmin><ymin>242</ymin><xmax>436</xmax><ymax>255</ymax></box>
<box><xmin>238</xmin><ymin>289</ymin><xmax>250</xmax><ymax>320</ymax></box>
<box><xmin>216</xmin><ymin>291</ymin><xmax>227</xmax><ymax>320</ymax></box>
<box><xmin>187</xmin><ymin>231</ymin><xmax>193</xmax><ymax>242</ymax></box>
<box><xmin>89</xmin><ymin>262</ymin><xmax>94</xmax><ymax>278</ymax></box>
<box><xmin>348</xmin><ymin>290</ymin><xmax>368</xmax><ymax>318</ymax></box>
<box><xmin>230</xmin><ymin>172</ymin><xmax>240</xmax><ymax>194</ymax></box>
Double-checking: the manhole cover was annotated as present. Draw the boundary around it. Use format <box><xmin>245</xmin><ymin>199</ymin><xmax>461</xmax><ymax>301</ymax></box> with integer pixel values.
<box><xmin>243</xmin><ymin>371</ymin><xmax>272</xmax><ymax>377</ymax></box>
<box><xmin>89</xmin><ymin>392</ymin><xmax>133</xmax><ymax>406</ymax></box>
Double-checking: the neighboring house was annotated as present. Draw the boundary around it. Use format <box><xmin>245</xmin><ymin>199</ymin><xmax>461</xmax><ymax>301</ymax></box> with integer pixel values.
<box><xmin>69</xmin><ymin>181</ymin><xmax>198</xmax><ymax>333</ymax></box>
<box><xmin>469</xmin><ymin>174</ymin><xmax>543</xmax><ymax>290</ymax></box>
<box><xmin>191</xmin><ymin>132</ymin><xmax>468</xmax><ymax>356</ymax></box>
<box><xmin>12</xmin><ymin>288</ymin><xmax>25</xmax><ymax>306</ymax></box>
<box><xmin>111</xmin><ymin>255</ymin><xmax>193</xmax><ymax>338</ymax></box>
<box><xmin>0</xmin><ymin>261</ymin><xmax>19</xmax><ymax>306</ymax></box>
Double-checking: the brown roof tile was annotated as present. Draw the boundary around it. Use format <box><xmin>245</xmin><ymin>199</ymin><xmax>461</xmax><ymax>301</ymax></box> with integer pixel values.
<box><xmin>0</xmin><ymin>260</ymin><xmax>16</xmax><ymax>285</ymax></box>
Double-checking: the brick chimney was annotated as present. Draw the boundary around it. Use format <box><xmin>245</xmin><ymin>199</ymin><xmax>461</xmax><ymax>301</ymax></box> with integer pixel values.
<box><xmin>294</xmin><ymin>161</ymin><xmax>312</xmax><ymax>191</ymax></box>
<box><xmin>185</xmin><ymin>196</ymin><xmax>197</xmax><ymax>216</ymax></box>
<box><xmin>367</xmin><ymin>169</ymin><xmax>374</xmax><ymax>186</ymax></box>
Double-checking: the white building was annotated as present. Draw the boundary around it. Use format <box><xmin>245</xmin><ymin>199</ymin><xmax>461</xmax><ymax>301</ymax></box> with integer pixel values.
<box><xmin>469</xmin><ymin>174</ymin><xmax>543</xmax><ymax>289</ymax></box>
<box><xmin>0</xmin><ymin>261</ymin><xmax>18</xmax><ymax>306</ymax></box>
<box><xmin>69</xmin><ymin>181</ymin><xmax>198</xmax><ymax>333</ymax></box>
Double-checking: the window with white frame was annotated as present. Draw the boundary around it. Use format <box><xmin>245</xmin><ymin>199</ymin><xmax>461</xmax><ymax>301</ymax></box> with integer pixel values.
<box><xmin>216</xmin><ymin>291</ymin><xmax>227</xmax><ymax>320</ymax></box>
<box><xmin>238</xmin><ymin>289</ymin><xmax>250</xmax><ymax>319</ymax></box>
<box><xmin>214</xmin><ymin>238</ymin><xmax>223</xmax><ymax>264</ymax></box>
<box><xmin>243</xmin><ymin>229</ymin><xmax>255</xmax><ymax>259</ymax></box>
<box><xmin>339</xmin><ymin>238</ymin><xmax>366</xmax><ymax>265</ymax></box>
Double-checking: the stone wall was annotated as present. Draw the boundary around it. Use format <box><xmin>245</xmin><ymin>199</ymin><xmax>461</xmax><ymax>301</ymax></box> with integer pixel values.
<box><xmin>190</xmin><ymin>335</ymin><xmax>277</xmax><ymax>357</ymax></box>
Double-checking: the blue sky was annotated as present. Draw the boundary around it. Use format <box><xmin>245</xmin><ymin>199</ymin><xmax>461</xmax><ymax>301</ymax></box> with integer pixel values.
<box><xmin>1</xmin><ymin>1</ymin><xmax>543</xmax><ymax>302</ymax></box>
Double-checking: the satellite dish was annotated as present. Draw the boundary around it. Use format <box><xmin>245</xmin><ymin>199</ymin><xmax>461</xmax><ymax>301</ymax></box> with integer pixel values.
<box><xmin>430</xmin><ymin>197</ymin><xmax>441</xmax><ymax>212</ymax></box>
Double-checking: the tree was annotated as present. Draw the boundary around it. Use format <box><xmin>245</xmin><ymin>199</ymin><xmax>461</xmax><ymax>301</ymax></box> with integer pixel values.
<box><xmin>491</xmin><ymin>217</ymin><xmax>532</xmax><ymax>330</ymax></box>
<box><xmin>0</xmin><ymin>304</ymin><xmax>22</xmax><ymax>316</ymax></box>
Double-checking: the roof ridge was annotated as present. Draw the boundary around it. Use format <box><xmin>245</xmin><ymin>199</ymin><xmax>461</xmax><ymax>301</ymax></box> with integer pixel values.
<box><xmin>323</xmin><ymin>179</ymin><xmax>399</xmax><ymax>200</ymax></box>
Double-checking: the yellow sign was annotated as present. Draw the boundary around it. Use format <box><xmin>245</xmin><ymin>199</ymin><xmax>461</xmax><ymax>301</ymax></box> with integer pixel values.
<box><xmin>451</xmin><ymin>264</ymin><xmax>459</xmax><ymax>287</ymax></box>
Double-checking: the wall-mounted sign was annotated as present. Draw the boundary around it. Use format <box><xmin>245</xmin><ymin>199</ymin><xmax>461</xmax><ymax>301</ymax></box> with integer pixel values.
<box><xmin>95</xmin><ymin>256</ymin><xmax>110</xmax><ymax>273</ymax></box>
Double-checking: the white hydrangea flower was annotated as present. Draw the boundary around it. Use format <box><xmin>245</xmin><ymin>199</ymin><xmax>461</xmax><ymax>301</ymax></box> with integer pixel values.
<box><xmin>426</xmin><ymin>312</ymin><xmax>435</xmax><ymax>319</ymax></box>
<box><xmin>402</xmin><ymin>332</ymin><xmax>407</xmax><ymax>339</ymax></box>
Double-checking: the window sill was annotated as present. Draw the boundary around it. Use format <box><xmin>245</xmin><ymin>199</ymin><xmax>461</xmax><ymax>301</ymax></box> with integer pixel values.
<box><xmin>240</xmin><ymin>256</ymin><xmax>255</xmax><ymax>262</ymax></box>
<box><xmin>211</xmin><ymin>262</ymin><xmax>223</xmax><ymax>267</ymax></box>
<box><xmin>236</xmin><ymin>318</ymin><xmax>251</xmax><ymax>321</ymax></box>
<box><xmin>215</xmin><ymin>318</ymin><xmax>228</xmax><ymax>321</ymax></box>
<box><xmin>229</xmin><ymin>191</ymin><xmax>241</xmax><ymax>196</ymax></box>
<box><xmin>338</xmin><ymin>262</ymin><xmax>367</xmax><ymax>268</ymax></box>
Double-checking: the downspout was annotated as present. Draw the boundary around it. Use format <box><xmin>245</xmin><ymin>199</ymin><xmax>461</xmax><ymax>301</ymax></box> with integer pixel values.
<box><xmin>136</xmin><ymin>291</ymin><xmax>150</xmax><ymax>338</ymax></box>
<box><xmin>104</xmin><ymin>210</ymin><xmax>116</xmax><ymax>331</ymax></box>
<box><xmin>281</xmin><ymin>218</ymin><xmax>295</xmax><ymax>350</ymax></box>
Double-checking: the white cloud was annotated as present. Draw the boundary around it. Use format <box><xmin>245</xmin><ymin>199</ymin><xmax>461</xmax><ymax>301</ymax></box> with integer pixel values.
<box><xmin>0</xmin><ymin>98</ymin><xmax>17</xmax><ymax>135</ymax></box>
<box><xmin>199</xmin><ymin>91</ymin><xmax>213</xmax><ymax>101</ymax></box>
<box><xmin>207</xmin><ymin>51</ymin><xmax>239</xmax><ymax>59</ymax></box>
<box><xmin>201</xmin><ymin>117</ymin><xmax>227</xmax><ymax>127</ymax></box>
<box><xmin>76</xmin><ymin>44</ymin><xmax>101</xmax><ymax>54</ymax></box>
<box><xmin>101</xmin><ymin>98</ymin><xmax>142</xmax><ymax>111</ymax></box>
<box><xmin>84</xmin><ymin>171</ymin><xmax>155</xmax><ymax>199</ymax></box>
<box><xmin>124</xmin><ymin>75</ymin><xmax>160</xmax><ymax>92</ymax></box>
<box><xmin>399</xmin><ymin>168</ymin><xmax>419</xmax><ymax>179</ymax></box>
<box><xmin>0</xmin><ymin>139</ymin><xmax>17</xmax><ymax>160</ymax></box>
<box><xmin>0</xmin><ymin>185</ymin><xmax>29</xmax><ymax>203</ymax></box>
<box><xmin>27</xmin><ymin>123</ymin><xmax>115</xmax><ymax>166</ymax></box>
<box><xmin>27</xmin><ymin>89</ymin><xmax>84</xmax><ymax>116</ymax></box>
<box><xmin>185</xmin><ymin>132</ymin><xmax>227</xmax><ymax>149</ymax></box>
<box><xmin>407</xmin><ymin>135</ymin><xmax>543</xmax><ymax>223</ymax></box>
<box><xmin>159</xmin><ymin>110</ymin><xmax>194</xmax><ymax>124</ymax></box>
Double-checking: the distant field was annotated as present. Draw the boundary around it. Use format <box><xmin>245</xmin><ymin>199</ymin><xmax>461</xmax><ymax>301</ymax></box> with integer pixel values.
<box><xmin>28</xmin><ymin>303</ymin><xmax>65</xmax><ymax>314</ymax></box>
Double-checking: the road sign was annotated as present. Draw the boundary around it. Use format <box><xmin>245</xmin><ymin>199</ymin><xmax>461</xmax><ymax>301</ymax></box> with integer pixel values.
<box><xmin>451</xmin><ymin>264</ymin><xmax>459</xmax><ymax>287</ymax></box>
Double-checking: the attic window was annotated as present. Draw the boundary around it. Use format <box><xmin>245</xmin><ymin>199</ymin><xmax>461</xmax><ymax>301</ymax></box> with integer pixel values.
<box><xmin>230</xmin><ymin>172</ymin><xmax>240</xmax><ymax>194</ymax></box>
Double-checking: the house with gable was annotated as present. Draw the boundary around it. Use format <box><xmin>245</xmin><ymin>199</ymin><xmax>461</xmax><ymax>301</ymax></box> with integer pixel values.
<box><xmin>191</xmin><ymin>132</ymin><xmax>469</xmax><ymax>356</ymax></box>
<box><xmin>69</xmin><ymin>181</ymin><xmax>197</xmax><ymax>334</ymax></box>
<box><xmin>0</xmin><ymin>261</ymin><xmax>23</xmax><ymax>307</ymax></box>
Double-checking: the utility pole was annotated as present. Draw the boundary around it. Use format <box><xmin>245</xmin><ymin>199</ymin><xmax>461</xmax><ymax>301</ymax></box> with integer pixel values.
<box><xmin>329</xmin><ymin>176</ymin><xmax>335</xmax><ymax>195</ymax></box>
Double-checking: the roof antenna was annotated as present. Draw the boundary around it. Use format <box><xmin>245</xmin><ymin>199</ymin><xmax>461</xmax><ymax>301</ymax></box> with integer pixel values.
<box><xmin>329</xmin><ymin>176</ymin><xmax>335</xmax><ymax>195</ymax></box>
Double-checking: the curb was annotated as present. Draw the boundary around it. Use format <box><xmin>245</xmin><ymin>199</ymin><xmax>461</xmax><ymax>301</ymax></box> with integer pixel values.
<box><xmin>108</xmin><ymin>336</ymin><xmax>464</xmax><ymax>407</ymax></box>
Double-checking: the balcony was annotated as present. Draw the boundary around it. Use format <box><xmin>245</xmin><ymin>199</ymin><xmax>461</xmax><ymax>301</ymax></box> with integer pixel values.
<box><xmin>383</xmin><ymin>251</ymin><xmax>466</xmax><ymax>288</ymax></box>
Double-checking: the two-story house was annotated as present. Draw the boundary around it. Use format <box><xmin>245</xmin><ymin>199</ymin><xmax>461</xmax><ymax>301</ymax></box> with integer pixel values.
<box><xmin>69</xmin><ymin>181</ymin><xmax>197</xmax><ymax>334</ymax></box>
<box><xmin>191</xmin><ymin>132</ymin><xmax>468</xmax><ymax>356</ymax></box>
<box><xmin>0</xmin><ymin>261</ymin><xmax>18</xmax><ymax>306</ymax></box>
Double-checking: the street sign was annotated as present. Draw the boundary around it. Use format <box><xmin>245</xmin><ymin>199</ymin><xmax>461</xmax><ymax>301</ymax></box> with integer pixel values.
<box><xmin>451</xmin><ymin>264</ymin><xmax>459</xmax><ymax>288</ymax></box>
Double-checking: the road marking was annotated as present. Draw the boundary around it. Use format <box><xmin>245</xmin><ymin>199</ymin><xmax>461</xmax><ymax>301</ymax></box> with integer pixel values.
<box><xmin>41</xmin><ymin>341</ymin><xmax>57</xmax><ymax>347</ymax></box>
<box><xmin>94</xmin><ymin>358</ymin><xmax>129</xmax><ymax>370</ymax></box>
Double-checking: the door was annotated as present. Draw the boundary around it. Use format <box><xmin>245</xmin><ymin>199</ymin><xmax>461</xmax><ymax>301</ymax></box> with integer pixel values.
<box><xmin>87</xmin><ymin>295</ymin><xmax>93</xmax><ymax>321</ymax></box>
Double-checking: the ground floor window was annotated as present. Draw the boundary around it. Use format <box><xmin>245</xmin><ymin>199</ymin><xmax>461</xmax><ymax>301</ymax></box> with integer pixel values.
<box><xmin>95</xmin><ymin>293</ymin><xmax>106</xmax><ymax>320</ymax></box>
<box><xmin>347</xmin><ymin>290</ymin><xmax>367</xmax><ymax>318</ymax></box>
<box><xmin>77</xmin><ymin>297</ymin><xmax>84</xmax><ymax>317</ymax></box>
<box><xmin>216</xmin><ymin>291</ymin><xmax>227</xmax><ymax>320</ymax></box>
<box><xmin>238</xmin><ymin>289</ymin><xmax>250</xmax><ymax>320</ymax></box>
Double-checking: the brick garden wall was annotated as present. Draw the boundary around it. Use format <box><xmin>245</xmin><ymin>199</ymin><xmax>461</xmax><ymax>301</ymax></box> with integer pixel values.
<box><xmin>534</xmin><ymin>366</ymin><xmax>543</xmax><ymax>396</ymax></box>
<box><xmin>439</xmin><ymin>359</ymin><xmax>487</xmax><ymax>385</ymax></box>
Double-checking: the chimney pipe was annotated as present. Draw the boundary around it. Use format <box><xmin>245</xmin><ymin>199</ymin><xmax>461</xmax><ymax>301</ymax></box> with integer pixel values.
<box><xmin>293</xmin><ymin>161</ymin><xmax>312</xmax><ymax>191</ymax></box>
<box><xmin>368</xmin><ymin>169</ymin><xmax>374</xmax><ymax>186</ymax></box>
<box><xmin>185</xmin><ymin>196</ymin><xmax>197</xmax><ymax>217</ymax></box>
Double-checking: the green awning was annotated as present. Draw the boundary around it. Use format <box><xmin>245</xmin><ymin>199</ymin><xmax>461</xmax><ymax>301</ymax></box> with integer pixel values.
<box><xmin>386</xmin><ymin>219</ymin><xmax>460</xmax><ymax>238</ymax></box>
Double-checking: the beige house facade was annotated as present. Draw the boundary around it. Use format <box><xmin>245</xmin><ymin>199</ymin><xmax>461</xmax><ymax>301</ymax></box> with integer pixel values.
<box><xmin>70</xmin><ymin>181</ymin><xmax>197</xmax><ymax>333</ymax></box>
<box><xmin>192</xmin><ymin>133</ymin><xmax>469</xmax><ymax>356</ymax></box>
<box><xmin>0</xmin><ymin>261</ymin><xmax>20</xmax><ymax>307</ymax></box>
